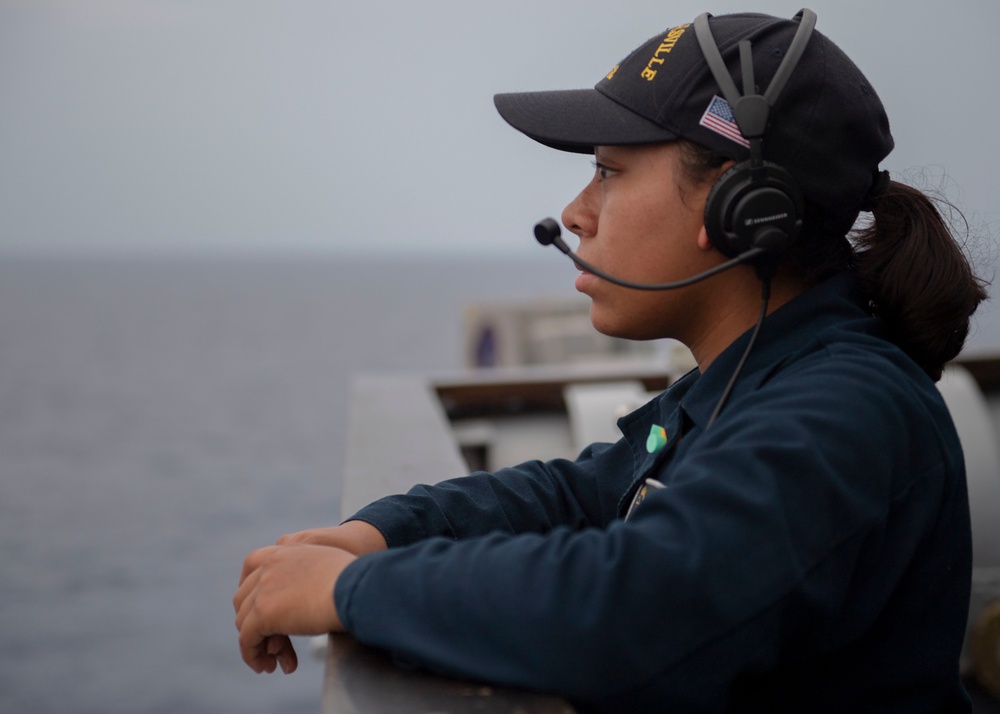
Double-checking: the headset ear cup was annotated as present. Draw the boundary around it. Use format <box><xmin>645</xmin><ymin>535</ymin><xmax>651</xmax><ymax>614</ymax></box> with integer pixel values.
<box><xmin>704</xmin><ymin>163</ymin><xmax>748</xmax><ymax>258</ymax></box>
<box><xmin>703</xmin><ymin>161</ymin><xmax>804</xmax><ymax>260</ymax></box>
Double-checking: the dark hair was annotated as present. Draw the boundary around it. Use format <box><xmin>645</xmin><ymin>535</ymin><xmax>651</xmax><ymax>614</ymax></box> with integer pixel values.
<box><xmin>676</xmin><ymin>140</ymin><xmax>990</xmax><ymax>381</ymax></box>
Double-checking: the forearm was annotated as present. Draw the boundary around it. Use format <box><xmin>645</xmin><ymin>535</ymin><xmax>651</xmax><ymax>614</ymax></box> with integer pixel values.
<box><xmin>333</xmin><ymin>522</ymin><xmax>714</xmax><ymax>701</ymax></box>
<box><xmin>348</xmin><ymin>442</ymin><xmax>634</xmax><ymax>547</ymax></box>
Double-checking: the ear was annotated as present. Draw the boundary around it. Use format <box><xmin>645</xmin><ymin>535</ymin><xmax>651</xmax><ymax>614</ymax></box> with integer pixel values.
<box><xmin>697</xmin><ymin>225</ymin><xmax>713</xmax><ymax>251</ymax></box>
<box><xmin>694</xmin><ymin>161</ymin><xmax>733</xmax><ymax>253</ymax></box>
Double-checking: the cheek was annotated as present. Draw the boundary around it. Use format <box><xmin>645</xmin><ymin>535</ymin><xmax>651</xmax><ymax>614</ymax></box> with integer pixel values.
<box><xmin>602</xmin><ymin>186</ymin><xmax>695</xmax><ymax>258</ymax></box>
<box><xmin>597</xmin><ymin>204</ymin><xmax>672</xmax><ymax>269</ymax></box>
<box><xmin>600</xmin><ymin>219</ymin><xmax>697</xmax><ymax>285</ymax></box>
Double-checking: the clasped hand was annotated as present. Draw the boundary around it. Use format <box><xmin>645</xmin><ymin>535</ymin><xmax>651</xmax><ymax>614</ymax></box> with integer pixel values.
<box><xmin>232</xmin><ymin>521</ymin><xmax>387</xmax><ymax>675</ymax></box>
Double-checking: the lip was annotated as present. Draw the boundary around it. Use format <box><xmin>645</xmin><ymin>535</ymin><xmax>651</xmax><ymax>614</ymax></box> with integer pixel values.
<box><xmin>575</xmin><ymin>269</ymin><xmax>596</xmax><ymax>293</ymax></box>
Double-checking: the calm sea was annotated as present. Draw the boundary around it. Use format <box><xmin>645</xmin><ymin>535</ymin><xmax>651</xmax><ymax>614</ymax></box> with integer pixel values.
<box><xmin>1</xmin><ymin>255</ymin><xmax>998</xmax><ymax>713</ymax></box>
<box><xmin>0</xmin><ymin>255</ymin><xmax>572</xmax><ymax>714</ymax></box>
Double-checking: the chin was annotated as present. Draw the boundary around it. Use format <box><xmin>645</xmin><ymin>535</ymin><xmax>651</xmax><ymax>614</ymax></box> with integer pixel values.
<box><xmin>590</xmin><ymin>309</ymin><xmax>655</xmax><ymax>342</ymax></box>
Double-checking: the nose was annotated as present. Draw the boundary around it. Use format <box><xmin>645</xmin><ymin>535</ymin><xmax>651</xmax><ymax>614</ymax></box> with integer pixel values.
<box><xmin>561</xmin><ymin>178</ymin><xmax>598</xmax><ymax>242</ymax></box>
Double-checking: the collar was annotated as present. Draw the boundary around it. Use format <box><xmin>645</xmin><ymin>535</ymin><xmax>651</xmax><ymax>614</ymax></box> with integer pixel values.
<box><xmin>618</xmin><ymin>271</ymin><xmax>874</xmax><ymax>450</ymax></box>
<box><xmin>680</xmin><ymin>271</ymin><xmax>872</xmax><ymax>429</ymax></box>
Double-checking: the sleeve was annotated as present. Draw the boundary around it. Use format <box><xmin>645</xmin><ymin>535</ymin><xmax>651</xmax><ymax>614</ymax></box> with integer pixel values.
<box><xmin>334</xmin><ymin>358</ymin><xmax>954</xmax><ymax>707</ymax></box>
<box><xmin>346</xmin><ymin>436</ymin><xmax>638</xmax><ymax>547</ymax></box>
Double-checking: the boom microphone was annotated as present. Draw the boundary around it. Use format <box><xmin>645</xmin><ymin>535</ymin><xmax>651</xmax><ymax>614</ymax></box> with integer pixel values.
<box><xmin>534</xmin><ymin>217</ymin><xmax>767</xmax><ymax>291</ymax></box>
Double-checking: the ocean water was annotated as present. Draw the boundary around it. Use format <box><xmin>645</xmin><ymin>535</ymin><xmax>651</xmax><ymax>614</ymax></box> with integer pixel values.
<box><xmin>0</xmin><ymin>255</ymin><xmax>571</xmax><ymax>714</ymax></box>
<box><xmin>2</xmin><ymin>255</ymin><xmax>999</xmax><ymax>714</ymax></box>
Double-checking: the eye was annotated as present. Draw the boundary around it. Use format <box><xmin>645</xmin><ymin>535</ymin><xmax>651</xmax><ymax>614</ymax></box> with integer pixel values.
<box><xmin>592</xmin><ymin>160</ymin><xmax>617</xmax><ymax>181</ymax></box>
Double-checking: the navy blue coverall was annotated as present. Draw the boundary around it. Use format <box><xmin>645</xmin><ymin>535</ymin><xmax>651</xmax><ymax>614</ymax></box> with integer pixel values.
<box><xmin>334</xmin><ymin>272</ymin><xmax>972</xmax><ymax>713</ymax></box>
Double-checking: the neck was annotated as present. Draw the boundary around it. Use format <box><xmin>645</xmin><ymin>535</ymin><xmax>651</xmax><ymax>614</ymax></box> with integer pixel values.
<box><xmin>685</xmin><ymin>268</ymin><xmax>807</xmax><ymax>371</ymax></box>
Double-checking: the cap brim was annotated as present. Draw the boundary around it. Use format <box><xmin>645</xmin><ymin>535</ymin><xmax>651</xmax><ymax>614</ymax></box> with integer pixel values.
<box><xmin>494</xmin><ymin>89</ymin><xmax>679</xmax><ymax>154</ymax></box>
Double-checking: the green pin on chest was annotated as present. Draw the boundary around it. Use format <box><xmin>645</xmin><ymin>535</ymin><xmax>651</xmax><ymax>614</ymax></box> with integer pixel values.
<box><xmin>646</xmin><ymin>424</ymin><xmax>668</xmax><ymax>453</ymax></box>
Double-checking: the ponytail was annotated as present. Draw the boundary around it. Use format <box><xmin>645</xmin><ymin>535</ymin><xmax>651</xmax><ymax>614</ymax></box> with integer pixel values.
<box><xmin>675</xmin><ymin>139</ymin><xmax>989</xmax><ymax>380</ymax></box>
<box><xmin>852</xmin><ymin>181</ymin><xmax>988</xmax><ymax>381</ymax></box>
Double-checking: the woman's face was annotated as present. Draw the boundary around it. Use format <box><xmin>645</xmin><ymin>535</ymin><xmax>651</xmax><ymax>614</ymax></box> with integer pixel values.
<box><xmin>561</xmin><ymin>142</ymin><xmax>720</xmax><ymax>344</ymax></box>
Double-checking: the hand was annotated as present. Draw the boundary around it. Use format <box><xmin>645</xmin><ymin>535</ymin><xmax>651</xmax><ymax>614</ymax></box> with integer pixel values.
<box><xmin>233</xmin><ymin>543</ymin><xmax>356</xmax><ymax>674</ymax></box>
<box><xmin>276</xmin><ymin>520</ymin><xmax>388</xmax><ymax>556</ymax></box>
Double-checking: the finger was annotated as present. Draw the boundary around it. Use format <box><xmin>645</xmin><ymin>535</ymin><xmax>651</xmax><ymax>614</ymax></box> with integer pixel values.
<box><xmin>238</xmin><ymin>545</ymin><xmax>278</xmax><ymax>586</ymax></box>
<box><xmin>238</xmin><ymin>621</ymin><xmax>274</xmax><ymax>674</ymax></box>
<box><xmin>275</xmin><ymin>531</ymin><xmax>302</xmax><ymax>545</ymax></box>
<box><xmin>234</xmin><ymin>560</ymin><xmax>279</xmax><ymax>673</ymax></box>
<box><xmin>238</xmin><ymin>605</ymin><xmax>287</xmax><ymax>674</ymax></box>
<box><xmin>233</xmin><ymin>565</ymin><xmax>260</xmax><ymax>623</ymax></box>
<box><xmin>266</xmin><ymin>635</ymin><xmax>285</xmax><ymax>656</ymax></box>
<box><xmin>237</xmin><ymin>632</ymin><xmax>295</xmax><ymax>675</ymax></box>
<box><xmin>268</xmin><ymin>635</ymin><xmax>299</xmax><ymax>674</ymax></box>
<box><xmin>277</xmin><ymin>529</ymin><xmax>328</xmax><ymax>546</ymax></box>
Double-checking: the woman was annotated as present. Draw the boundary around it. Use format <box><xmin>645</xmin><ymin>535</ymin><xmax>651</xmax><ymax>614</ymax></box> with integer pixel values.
<box><xmin>234</xmin><ymin>10</ymin><xmax>987</xmax><ymax>712</ymax></box>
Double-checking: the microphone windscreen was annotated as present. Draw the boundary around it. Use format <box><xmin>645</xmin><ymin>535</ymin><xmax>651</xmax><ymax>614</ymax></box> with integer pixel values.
<box><xmin>533</xmin><ymin>218</ymin><xmax>561</xmax><ymax>246</ymax></box>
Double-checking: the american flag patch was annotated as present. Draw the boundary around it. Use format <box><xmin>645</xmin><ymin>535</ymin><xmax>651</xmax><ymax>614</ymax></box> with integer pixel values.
<box><xmin>699</xmin><ymin>95</ymin><xmax>750</xmax><ymax>148</ymax></box>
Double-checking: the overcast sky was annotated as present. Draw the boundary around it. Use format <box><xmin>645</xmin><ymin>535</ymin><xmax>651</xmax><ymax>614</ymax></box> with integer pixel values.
<box><xmin>1</xmin><ymin>0</ymin><xmax>997</xmax><ymax>258</ymax></box>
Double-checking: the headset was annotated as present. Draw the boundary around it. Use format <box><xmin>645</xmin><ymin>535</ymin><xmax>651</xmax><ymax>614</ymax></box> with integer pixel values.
<box><xmin>534</xmin><ymin>9</ymin><xmax>818</xmax><ymax>426</ymax></box>
<box><xmin>696</xmin><ymin>9</ymin><xmax>815</xmax><ymax>276</ymax></box>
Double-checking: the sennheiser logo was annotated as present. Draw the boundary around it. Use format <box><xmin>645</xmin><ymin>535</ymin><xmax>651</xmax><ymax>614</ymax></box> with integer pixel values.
<box><xmin>745</xmin><ymin>212</ymin><xmax>789</xmax><ymax>227</ymax></box>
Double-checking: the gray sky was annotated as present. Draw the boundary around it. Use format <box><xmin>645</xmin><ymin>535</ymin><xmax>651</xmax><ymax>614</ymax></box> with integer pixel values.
<box><xmin>1</xmin><ymin>0</ymin><xmax>997</xmax><ymax>257</ymax></box>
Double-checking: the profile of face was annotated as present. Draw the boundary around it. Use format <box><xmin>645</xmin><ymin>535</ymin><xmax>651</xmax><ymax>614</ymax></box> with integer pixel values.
<box><xmin>560</xmin><ymin>142</ymin><xmax>723</xmax><ymax>345</ymax></box>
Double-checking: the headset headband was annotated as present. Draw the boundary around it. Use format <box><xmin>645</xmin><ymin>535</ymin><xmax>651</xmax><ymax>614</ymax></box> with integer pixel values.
<box><xmin>694</xmin><ymin>9</ymin><xmax>817</xmax><ymax>167</ymax></box>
